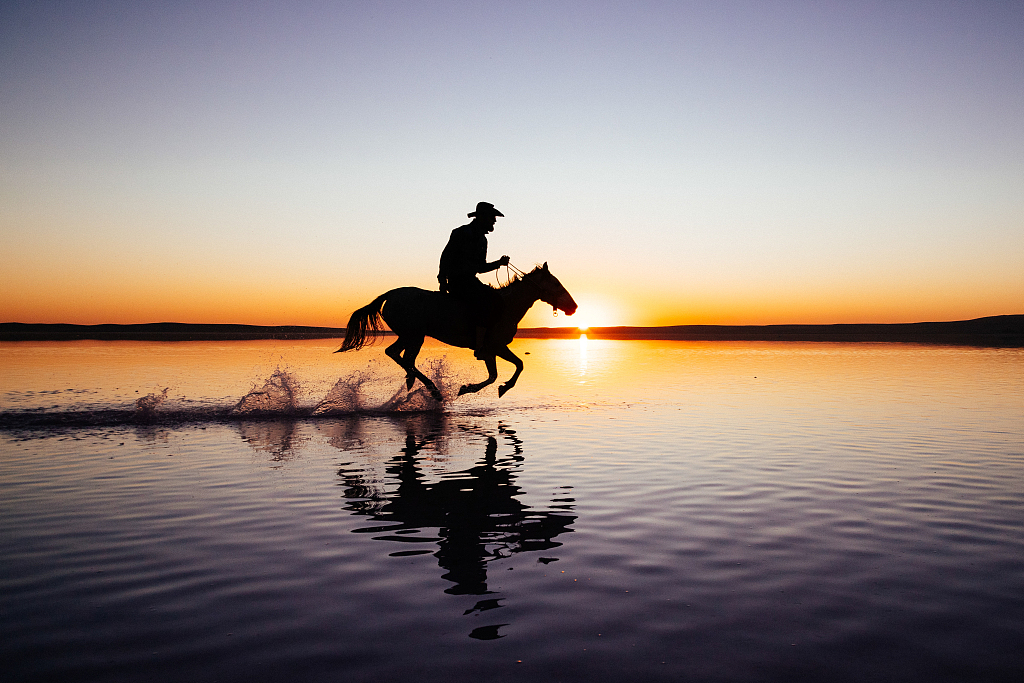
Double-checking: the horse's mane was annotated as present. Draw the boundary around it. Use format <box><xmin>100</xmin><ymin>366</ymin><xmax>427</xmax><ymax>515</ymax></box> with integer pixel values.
<box><xmin>497</xmin><ymin>265</ymin><xmax>544</xmax><ymax>290</ymax></box>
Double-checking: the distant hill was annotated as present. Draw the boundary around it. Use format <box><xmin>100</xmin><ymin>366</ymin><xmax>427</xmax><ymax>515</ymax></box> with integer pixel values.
<box><xmin>0</xmin><ymin>322</ymin><xmax>348</xmax><ymax>342</ymax></box>
<box><xmin>518</xmin><ymin>315</ymin><xmax>1024</xmax><ymax>347</ymax></box>
<box><xmin>2</xmin><ymin>315</ymin><xmax>1022</xmax><ymax>346</ymax></box>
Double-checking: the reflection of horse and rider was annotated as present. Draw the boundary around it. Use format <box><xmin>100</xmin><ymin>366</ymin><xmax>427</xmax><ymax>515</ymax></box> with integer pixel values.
<box><xmin>239</xmin><ymin>412</ymin><xmax>577</xmax><ymax>639</ymax></box>
<box><xmin>336</xmin><ymin>415</ymin><xmax>576</xmax><ymax>618</ymax></box>
<box><xmin>338</xmin><ymin>202</ymin><xmax>577</xmax><ymax>399</ymax></box>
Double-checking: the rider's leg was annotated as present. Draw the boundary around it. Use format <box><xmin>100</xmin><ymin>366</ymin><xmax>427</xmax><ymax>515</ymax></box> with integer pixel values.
<box><xmin>473</xmin><ymin>326</ymin><xmax>488</xmax><ymax>359</ymax></box>
<box><xmin>472</xmin><ymin>288</ymin><xmax>503</xmax><ymax>360</ymax></box>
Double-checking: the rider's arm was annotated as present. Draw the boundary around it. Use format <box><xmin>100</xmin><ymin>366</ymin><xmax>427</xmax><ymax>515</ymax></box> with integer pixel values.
<box><xmin>479</xmin><ymin>255</ymin><xmax>510</xmax><ymax>273</ymax></box>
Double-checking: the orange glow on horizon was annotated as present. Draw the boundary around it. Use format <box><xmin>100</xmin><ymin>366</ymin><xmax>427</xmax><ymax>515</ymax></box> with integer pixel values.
<box><xmin>4</xmin><ymin>294</ymin><xmax>1021</xmax><ymax>328</ymax></box>
<box><xmin>2</xmin><ymin>268</ymin><xmax>1021</xmax><ymax>328</ymax></box>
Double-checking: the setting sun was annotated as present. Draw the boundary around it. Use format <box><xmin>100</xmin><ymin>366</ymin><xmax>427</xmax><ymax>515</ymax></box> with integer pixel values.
<box><xmin>569</xmin><ymin>297</ymin><xmax>619</xmax><ymax>331</ymax></box>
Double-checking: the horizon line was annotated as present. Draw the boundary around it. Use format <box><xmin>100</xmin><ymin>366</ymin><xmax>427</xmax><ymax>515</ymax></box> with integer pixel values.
<box><xmin>3</xmin><ymin>313</ymin><xmax>1022</xmax><ymax>329</ymax></box>
<box><xmin>3</xmin><ymin>316</ymin><xmax>1022</xmax><ymax>347</ymax></box>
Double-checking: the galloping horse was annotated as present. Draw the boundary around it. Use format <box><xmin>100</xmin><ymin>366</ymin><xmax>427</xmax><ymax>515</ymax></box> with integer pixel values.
<box><xmin>336</xmin><ymin>263</ymin><xmax>576</xmax><ymax>399</ymax></box>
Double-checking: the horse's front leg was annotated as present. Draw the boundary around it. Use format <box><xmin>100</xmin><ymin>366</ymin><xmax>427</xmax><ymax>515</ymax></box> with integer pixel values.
<box><xmin>458</xmin><ymin>355</ymin><xmax>498</xmax><ymax>396</ymax></box>
<box><xmin>494</xmin><ymin>346</ymin><xmax>524</xmax><ymax>398</ymax></box>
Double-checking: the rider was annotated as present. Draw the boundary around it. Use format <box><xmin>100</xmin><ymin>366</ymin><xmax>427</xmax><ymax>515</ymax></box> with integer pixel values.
<box><xmin>438</xmin><ymin>202</ymin><xmax>510</xmax><ymax>359</ymax></box>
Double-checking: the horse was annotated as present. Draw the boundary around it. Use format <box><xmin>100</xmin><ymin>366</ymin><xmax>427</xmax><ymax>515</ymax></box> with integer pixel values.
<box><xmin>335</xmin><ymin>263</ymin><xmax>577</xmax><ymax>400</ymax></box>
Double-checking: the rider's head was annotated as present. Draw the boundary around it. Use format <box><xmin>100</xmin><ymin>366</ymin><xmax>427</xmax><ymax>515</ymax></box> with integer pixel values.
<box><xmin>468</xmin><ymin>202</ymin><xmax>503</xmax><ymax>231</ymax></box>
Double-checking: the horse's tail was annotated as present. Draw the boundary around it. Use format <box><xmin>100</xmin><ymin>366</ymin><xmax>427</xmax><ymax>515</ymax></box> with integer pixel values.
<box><xmin>336</xmin><ymin>292</ymin><xmax>389</xmax><ymax>352</ymax></box>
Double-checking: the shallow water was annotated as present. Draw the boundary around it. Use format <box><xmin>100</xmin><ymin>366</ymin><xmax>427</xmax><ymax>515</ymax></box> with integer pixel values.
<box><xmin>2</xmin><ymin>339</ymin><xmax>1023</xmax><ymax>682</ymax></box>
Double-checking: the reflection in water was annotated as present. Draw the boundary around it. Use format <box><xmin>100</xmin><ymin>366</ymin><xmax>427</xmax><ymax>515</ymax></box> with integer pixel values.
<box><xmin>5</xmin><ymin>339</ymin><xmax>1023</xmax><ymax>680</ymax></box>
<box><xmin>579</xmin><ymin>333</ymin><xmax>588</xmax><ymax>379</ymax></box>
<box><xmin>237</xmin><ymin>420</ymin><xmax>304</xmax><ymax>461</ymax></box>
<box><xmin>334</xmin><ymin>414</ymin><xmax>576</xmax><ymax>638</ymax></box>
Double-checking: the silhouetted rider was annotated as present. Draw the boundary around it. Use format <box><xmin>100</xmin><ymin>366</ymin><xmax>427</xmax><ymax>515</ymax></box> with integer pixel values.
<box><xmin>438</xmin><ymin>202</ymin><xmax>510</xmax><ymax>358</ymax></box>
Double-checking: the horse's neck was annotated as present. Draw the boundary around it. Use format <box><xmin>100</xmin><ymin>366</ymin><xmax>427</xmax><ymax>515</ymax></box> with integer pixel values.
<box><xmin>501</xmin><ymin>277</ymin><xmax>542</xmax><ymax>324</ymax></box>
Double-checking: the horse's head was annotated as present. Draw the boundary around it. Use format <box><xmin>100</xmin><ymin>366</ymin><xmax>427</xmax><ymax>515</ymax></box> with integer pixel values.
<box><xmin>527</xmin><ymin>262</ymin><xmax>577</xmax><ymax>316</ymax></box>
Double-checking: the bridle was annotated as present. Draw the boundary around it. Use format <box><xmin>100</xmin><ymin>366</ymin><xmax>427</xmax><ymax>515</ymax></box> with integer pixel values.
<box><xmin>496</xmin><ymin>262</ymin><xmax>563</xmax><ymax>316</ymax></box>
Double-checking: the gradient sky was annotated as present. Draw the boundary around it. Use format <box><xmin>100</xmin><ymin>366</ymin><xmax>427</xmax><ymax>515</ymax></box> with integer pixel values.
<box><xmin>2</xmin><ymin>1</ymin><xmax>1022</xmax><ymax>328</ymax></box>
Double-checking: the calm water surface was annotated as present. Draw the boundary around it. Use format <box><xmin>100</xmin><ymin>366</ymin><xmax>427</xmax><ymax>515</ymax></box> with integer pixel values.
<box><xmin>2</xmin><ymin>339</ymin><xmax>1023</xmax><ymax>682</ymax></box>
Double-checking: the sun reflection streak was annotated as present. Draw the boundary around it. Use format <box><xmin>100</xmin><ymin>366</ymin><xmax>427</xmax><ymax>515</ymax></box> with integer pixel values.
<box><xmin>579</xmin><ymin>334</ymin><xmax>588</xmax><ymax>380</ymax></box>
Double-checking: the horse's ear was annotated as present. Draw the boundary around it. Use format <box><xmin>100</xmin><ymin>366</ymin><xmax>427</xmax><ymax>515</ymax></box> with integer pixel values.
<box><xmin>543</xmin><ymin>262</ymin><xmax>548</xmax><ymax>271</ymax></box>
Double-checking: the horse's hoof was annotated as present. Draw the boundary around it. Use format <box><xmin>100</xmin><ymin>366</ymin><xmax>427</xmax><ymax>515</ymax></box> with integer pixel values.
<box><xmin>406</xmin><ymin>375</ymin><xmax>415</xmax><ymax>390</ymax></box>
<box><xmin>497</xmin><ymin>385</ymin><xmax>509</xmax><ymax>398</ymax></box>
<box><xmin>458</xmin><ymin>385</ymin><xmax>471</xmax><ymax>396</ymax></box>
<box><xmin>431</xmin><ymin>391</ymin><xmax>444</xmax><ymax>402</ymax></box>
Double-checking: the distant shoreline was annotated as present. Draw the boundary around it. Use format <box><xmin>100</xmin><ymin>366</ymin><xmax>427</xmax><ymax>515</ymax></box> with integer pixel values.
<box><xmin>3</xmin><ymin>316</ymin><xmax>1022</xmax><ymax>347</ymax></box>
<box><xmin>526</xmin><ymin>315</ymin><xmax>1024</xmax><ymax>347</ymax></box>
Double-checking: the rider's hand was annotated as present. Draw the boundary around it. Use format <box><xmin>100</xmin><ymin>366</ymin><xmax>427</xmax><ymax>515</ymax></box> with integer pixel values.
<box><xmin>499</xmin><ymin>255</ymin><xmax>510</xmax><ymax>266</ymax></box>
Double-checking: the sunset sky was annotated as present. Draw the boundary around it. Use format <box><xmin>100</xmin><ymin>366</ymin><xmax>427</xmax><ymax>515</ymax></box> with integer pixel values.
<box><xmin>2</xmin><ymin>1</ymin><xmax>1022</xmax><ymax>328</ymax></box>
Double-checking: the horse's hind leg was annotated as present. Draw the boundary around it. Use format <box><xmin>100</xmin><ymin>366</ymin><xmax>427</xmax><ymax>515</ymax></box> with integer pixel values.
<box><xmin>386</xmin><ymin>335</ymin><xmax>443</xmax><ymax>401</ymax></box>
<box><xmin>384</xmin><ymin>338</ymin><xmax>411</xmax><ymax>385</ymax></box>
<box><xmin>385</xmin><ymin>337</ymin><xmax>417</xmax><ymax>389</ymax></box>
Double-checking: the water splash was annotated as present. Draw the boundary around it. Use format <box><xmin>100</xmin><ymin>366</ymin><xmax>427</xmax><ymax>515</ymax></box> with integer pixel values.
<box><xmin>135</xmin><ymin>388</ymin><xmax>169</xmax><ymax>417</ymax></box>
<box><xmin>312</xmin><ymin>370</ymin><xmax>378</xmax><ymax>415</ymax></box>
<box><xmin>314</xmin><ymin>356</ymin><xmax>458</xmax><ymax>415</ymax></box>
<box><xmin>314</xmin><ymin>374</ymin><xmax>439</xmax><ymax>415</ymax></box>
<box><xmin>376</xmin><ymin>384</ymin><xmax>442</xmax><ymax>412</ymax></box>
<box><xmin>1</xmin><ymin>357</ymin><xmax>474</xmax><ymax>429</ymax></box>
<box><xmin>232</xmin><ymin>369</ymin><xmax>299</xmax><ymax>415</ymax></box>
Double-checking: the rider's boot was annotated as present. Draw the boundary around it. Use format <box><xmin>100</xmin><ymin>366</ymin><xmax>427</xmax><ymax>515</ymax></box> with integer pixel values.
<box><xmin>473</xmin><ymin>326</ymin><xmax>488</xmax><ymax>360</ymax></box>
